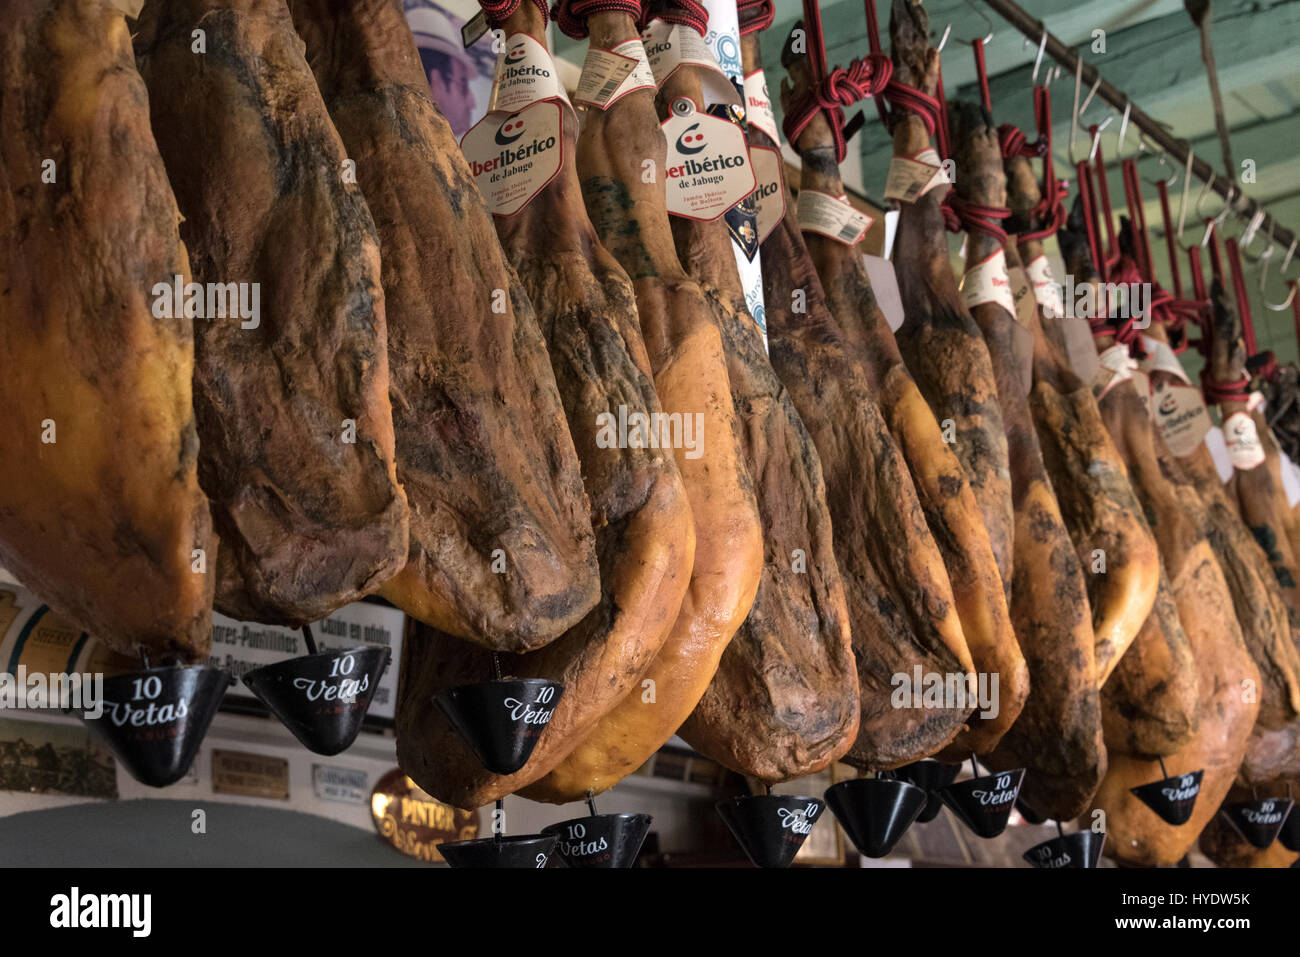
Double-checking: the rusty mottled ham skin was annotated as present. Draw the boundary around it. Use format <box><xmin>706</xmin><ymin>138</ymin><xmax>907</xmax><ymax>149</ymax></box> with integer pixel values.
<box><xmin>646</xmin><ymin>43</ymin><xmax>856</xmax><ymax>782</ymax></box>
<box><xmin>134</xmin><ymin>0</ymin><xmax>408</xmax><ymax>626</ymax></box>
<box><xmin>1202</xmin><ymin>278</ymin><xmax>1300</xmax><ymax>725</ymax></box>
<box><xmin>0</xmin><ymin>0</ymin><xmax>216</xmax><ymax>659</ymax></box>
<box><xmin>526</xmin><ymin>10</ymin><xmax>763</xmax><ymax>797</ymax></box>
<box><xmin>887</xmin><ymin>20</ymin><xmax>1013</xmax><ymax>605</ymax></box>
<box><xmin>1200</xmin><ymin>783</ymin><xmax>1299</xmax><ymax>867</ymax></box>
<box><xmin>1059</xmin><ymin>228</ymin><xmax>1259</xmax><ymax>866</ymax></box>
<box><xmin>755</xmin><ymin>35</ymin><xmax>1016</xmax><ymax>759</ymax></box>
<box><xmin>1005</xmin><ymin>160</ymin><xmax>1196</xmax><ymax>756</ymax></box>
<box><xmin>463</xmin><ymin>5</ymin><xmax>693</xmax><ymax>804</ymax></box>
<box><xmin>926</xmin><ymin>99</ymin><xmax>1101</xmax><ymax>818</ymax></box>
<box><xmin>779</xmin><ymin>39</ymin><xmax>990</xmax><ymax>764</ymax></box>
<box><xmin>283</xmin><ymin>0</ymin><xmax>599</xmax><ymax>650</ymax></box>
<box><xmin>950</xmin><ymin>103</ymin><xmax>1155</xmax><ymax>695</ymax></box>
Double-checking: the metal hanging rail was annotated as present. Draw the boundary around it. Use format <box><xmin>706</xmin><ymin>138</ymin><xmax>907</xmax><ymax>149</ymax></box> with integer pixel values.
<box><xmin>979</xmin><ymin>0</ymin><xmax>1296</xmax><ymax>252</ymax></box>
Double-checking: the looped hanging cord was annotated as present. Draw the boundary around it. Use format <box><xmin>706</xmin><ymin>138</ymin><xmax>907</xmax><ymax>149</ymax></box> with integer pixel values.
<box><xmin>1074</xmin><ymin>160</ymin><xmax>1105</xmax><ymax>283</ymax></box>
<box><xmin>999</xmin><ymin>87</ymin><xmax>1066</xmax><ymax>242</ymax></box>
<box><xmin>1226</xmin><ymin>236</ymin><xmax>1260</xmax><ymax>358</ymax></box>
<box><xmin>1155</xmin><ymin>178</ymin><xmax>1182</xmax><ymax>298</ymax></box>
<box><xmin>551</xmin><ymin>0</ymin><xmax>642</xmax><ymax>40</ymax></box>
<box><xmin>641</xmin><ymin>0</ymin><xmax>708</xmax><ymax>35</ymax></box>
<box><xmin>862</xmin><ymin>0</ymin><xmax>943</xmax><ymax>141</ymax></box>
<box><xmin>737</xmin><ymin>0</ymin><xmax>774</xmax><ymax>35</ymax></box>
<box><xmin>1201</xmin><ymin>366</ymin><xmax>1253</xmax><ymax>405</ymax></box>
<box><xmin>1092</xmin><ymin>131</ymin><xmax>1120</xmax><ymax>272</ymax></box>
<box><xmin>481</xmin><ymin>0</ymin><xmax>551</xmax><ymax>28</ymax></box>
<box><xmin>783</xmin><ymin>0</ymin><xmax>893</xmax><ymax>162</ymax></box>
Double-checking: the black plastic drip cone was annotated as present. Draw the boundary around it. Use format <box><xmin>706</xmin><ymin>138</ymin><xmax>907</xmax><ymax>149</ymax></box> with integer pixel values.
<box><xmin>541</xmin><ymin>813</ymin><xmax>652</xmax><ymax>868</ymax></box>
<box><xmin>1024</xmin><ymin>830</ymin><xmax>1106</xmax><ymax>868</ymax></box>
<box><xmin>243</xmin><ymin>646</ymin><xmax>390</xmax><ymax>755</ymax></box>
<box><xmin>893</xmin><ymin>760</ymin><xmax>961</xmax><ymax>823</ymax></box>
<box><xmin>84</xmin><ymin>664</ymin><xmax>233</xmax><ymax>787</ymax></box>
<box><xmin>1279</xmin><ymin>801</ymin><xmax>1300</xmax><ymax>852</ymax></box>
<box><xmin>935</xmin><ymin>767</ymin><xmax>1025</xmax><ymax>839</ymax></box>
<box><xmin>434</xmin><ymin>678</ymin><xmax>563</xmax><ymax>775</ymax></box>
<box><xmin>716</xmin><ymin>794</ymin><xmax>824</xmax><ymax>868</ymax></box>
<box><xmin>825</xmin><ymin>778</ymin><xmax>926</xmax><ymax>858</ymax></box>
<box><xmin>437</xmin><ymin>833</ymin><xmax>558</xmax><ymax>868</ymax></box>
<box><xmin>1129</xmin><ymin>770</ymin><xmax>1203</xmax><ymax>825</ymax></box>
<box><xmin>1221</xmin><ymin>797</ymin><xmax>1293</xmax><ymax>850</ymax></box>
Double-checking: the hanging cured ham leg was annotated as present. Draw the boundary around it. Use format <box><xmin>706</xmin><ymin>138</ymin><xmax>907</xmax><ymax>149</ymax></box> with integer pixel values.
<box><xmin>1003</xmin><ymin>160</ymin><xmax>1196</xmax><ymax>757</ymax></box>
<box><xmin>522</xmin><ymin>0</ymin><xmax>765</xmax><ymax>798</ymax></box>
<box><xmin>290</xmin><ymin>0</ymin><xmax>695</xmax><ymax>805</ymax></box>
<box><xmin>1058</xmin><ymin>220</ymin><xmax>1259</xmax><ymax>867</ymax></box>
<box><xmin>640</xmin><ymin>4</ymin><xmax>857</xmax><ymax>782</ymax></box>
<box><xmin>759</xmin><ymin>30</ymin><xmax>1019</xmax><ymax>760</ymax></box>
<box><xmin>283</xmin><ymin>0</ymin><xmax>600</xmax><ymax>651</ymax></box>
<box><xmin>0</xmin><ymin>0</ymin><xmax>216</xmax><ymax>659</ymax></box>
<box><xmin>937</xmin><ymin>98</ymin><xmax>1102</xmax><ymax>819</ymax></box>
<box><xmin>1138</xmin><ymin>314</ymin><xmax>1300</xmax><ymax>729</ymax></box>
<box><xmin>888</xmin><ymin>6</ymin><xmax>1013</xmax><ymax>604</ymax></box>
<box><xmin>780</xmin><ymin>26</ymin><xmax>994</xmax><ymax>764</ymax></box>
<box><xmin>134</xmin><ymin>0</ymin><xmax>409</xmax><ymax>626</ymax></box>
<box><xmin>945</xmin><ymin>102</ymin><xmax>1154</xmax><ymax>691</ymax></box>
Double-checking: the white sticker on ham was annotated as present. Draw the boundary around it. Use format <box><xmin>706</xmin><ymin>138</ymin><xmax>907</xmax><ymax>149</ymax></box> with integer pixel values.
<box><xmin>1151</xmin><ymin>380</ymin><xmax>1212</xmax><ymax>456</ymax></box>
<box><xmin>1224</xmin><ymin>411</ymin><xmax>1266</xmax><ymax>470</ymax></box>
<box><xmin>1026</xmin><ymin>255</ymin><xmax>1065</xmax><ymax>319</ymax></box>
<box><xmin>962</xmin><ymin>249</ymin><xmax>1016</xmax><ymax>318</ymax></box>
<box><xmin>797</xmin><ymin>190</ymin><xmax>872</xmax><ymax>245</ymax></box>
<box><xmin>460</xmin><ymin>101</ymin><xmax>563</xmax><ymax>217</ymax></box>
<box><xmin>488</xmin><ymin>33</ymin><xmax>570</xmax><ymax>115</ymax></box>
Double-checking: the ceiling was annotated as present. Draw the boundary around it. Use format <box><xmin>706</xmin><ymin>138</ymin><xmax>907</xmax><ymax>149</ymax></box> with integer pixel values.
<box><xmin>756</xmin><ymin>0</ymin><xmax>1300</xmax><ymax>363</ymax></box>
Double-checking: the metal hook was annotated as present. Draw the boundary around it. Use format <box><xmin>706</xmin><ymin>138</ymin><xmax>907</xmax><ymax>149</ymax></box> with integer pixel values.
<box><xmin>1260</xmin><ymin>243</ymin><xmax>1298</xmax><ymax>311</ymax></box>
<box><xmin>1142</xmin><ymin>138</ymin><xmax>1179</xmax><ymax>187</ymax></box>
<box><xmin>1078</xmin><ymin>74</ymin><xmax>1103</xmax><ymax>118</ymax></box>
<box><xmin>939</xmin><ymin>2</ymin><xmax>994</xmax><ymax>50</ymax></box>
<box><xmin>1068</xmin><ymin>57</ymin><xmax>1084</xmax><ymax>164</ymax></box>
<box><xmin>1087</xmin><ymin>115</ymin><xmax>1113</xmax><ymax>163</ymax></box>
<box><xmin>1030</xmin><ymin>31</ymin><xmax>1048</xmax><ymax>85</ymax></box>
<box><xmin>1116</xmin><ymin>100</ymin><xmax>1131</xmax><ymax>155</ymax></box>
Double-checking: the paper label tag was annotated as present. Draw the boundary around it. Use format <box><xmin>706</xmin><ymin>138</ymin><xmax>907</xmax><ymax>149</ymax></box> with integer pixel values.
<box><xmin>1007</xmin><ymin>266</ymin><xmax>1038</xmax><ymax>329</ymax></box>
<box><xmin>1138</xmin><ymin>335</ymin><xmax>1191</xmax><ymax>385</ymax></box>
<box><xmin>488</xmin><ymin>33</ymin><xmax>570</xmax><ymax>115</ymax></box>
<box><xmin>1151</xmin><ymin>380</ymin><xmax>1212</xmax><ymax>456</ymax></box>
<box><xmin>575</xmin><ymin>41</ymin><xmax>655</xmax><ymax>109</ymax></box>
<box><xmin>641</xmin><ymin>19</ymin><xmax>740</xmax><ymax>105</ymax></box>
<box><xmin>461</xmin><ymin>9</ymin><xmax>490</xmax><ymax>48</ymax></box>
<box><xmin>1131</xmin><ymin>370</ymin><xmax>1151</xmax><ymax>417</ymax></box>
<box><xmin>460</xmin><ymin>101</ymin><xmax>563</xmax><ymax>217</ymax></box>
<box><xmin>1093</xmin><ymin>343</ymin><xmax>1136</xmax><ymax>400</ymax></box>
<box><xmin>743</xmin><ymin>69</ymin><xmax>779</xmax><ymax>145</ymax></box>
<box><xmin>798</xmin><ymin>190</ymin><xmax>872</xmax><ymax>245</ymax></box>
<box><xmin>1224</xmin><ymin>411</ymin><xmax>1266</xmax><ymax>470</ymax></box>
<box><xmin>662</xmin><ymin>98</ymin><xmax>755</xmax><ymax>221</ymax></box>
<box><xmin>1026</xmin><ymin>255</ymin><xmax>1065</xmax><ymax>319</ymax></box>
<box><xmin>750</xmin><ymin>145</ymin><xmax>785</xmax><ymax>245</ymax></box>
<box><xmin>883</xmin><ymin>148</ymin><xmax>947</xmax><ymax>203</ymax></box>
<box><xmin>962</xmin><ymin>249</ymin><xmax>1017</xmax><ymax>318</ymax></box>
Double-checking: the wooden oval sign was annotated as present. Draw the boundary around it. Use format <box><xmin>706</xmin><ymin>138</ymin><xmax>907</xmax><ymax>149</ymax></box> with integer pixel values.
<box><xmin>370</xmin><ymin>769</ymin><xmax>479</xmax><ymax>863</ymax></box>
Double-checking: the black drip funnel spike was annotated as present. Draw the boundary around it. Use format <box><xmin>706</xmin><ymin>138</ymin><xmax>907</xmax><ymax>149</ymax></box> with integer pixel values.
<box><xmin>825</xmin><ymin>776</ymin><xmax>926</xmax><ymax>858</ymax></box>
<box><xmin>715</xmin><ymin>793</ymin><xmax>824</xmax><ymax>868</ymax></box>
